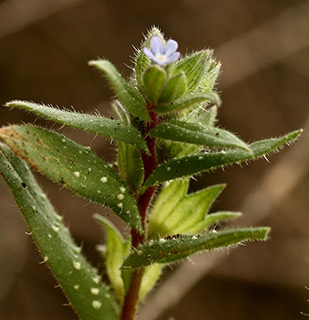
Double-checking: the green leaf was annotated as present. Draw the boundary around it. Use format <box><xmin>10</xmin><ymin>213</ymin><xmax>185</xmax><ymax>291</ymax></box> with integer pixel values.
<box><xmin>143</xmin><ymin>65</ymin><xmax>166</xmax><ymax>104</ymax></box>
<box><xmin>154</xmin><ymin>92</ymin><xmax>220</xmax><ymax>113</ymax></box>
<box><xmin>184</xmin><ymin>105</ymin><xmax>218</xmax><ymax>127</ymax></box>
<box><xmin>189</xmin><ymin>211</ymin><xmax>242</xmax><ymax>234</ymax></box>
<box><xmin>148</xmin><ymin>179</ymin><xmax>189</xmax><ymax>236</ymax></box>
<box><xmin>140</xmin><ymin>264</ymin><xmax>164</xmax><ymax>300</ymax></box>
<box><xmin>159</xmin><ymin>72</ymin><xmax>187</xmax><ymax>104</ymax></box>
<box><xmin>149</xmin><ymin>182</ymin><xmax>225</xmax><ymax>238</ymax></box>
<box><xmin>94</xmin><ymin>215</ymin><xmax>130</xmax><ymax>301</ymax></box>
<box><xmin>123</xmin><ymin>227</ymin><xmax>270</xmax><ymax>269</ymax></box>
<box><xmin>118</xmin><ymin>142</ymin><xmax>144</xmax><ymax>192</ymax></box>
<box><xmin>173</xmin><ymin>50</ymin><xmax>211</xmax><ymax>91</ymax></box>
<box><xmin>195</xmin><ymin>61</ymin><xmax>221</xmax><ymax>94</ymax></box>
<box><xmin>0</xmin><ymin>125</ymin><xmax>142</xmax><ymax>231</ymax></box>
<box><xmin>89</xmin><ymin>59</ymin><xmax>150</xmax><ymax>120</ymax></box>
<box><xmin>163</xmin><ymin>184</ymin><xmax>226</xmax><ymax>235</ymax></box>
<box><xmin>0</xmin><ymin>143</ymin><xmax>119</xmax><ymax>319</ymax></box>
<box><xmin>149</xmin><ymin>120</ymin><xmax>251</xmax><ymax>152</ymax></box>
<box><xmin>145</xmin><ymin>130</ymin><xmax>302</xmax><ymax>186</ymax></box>
<box><xmin>134</xmin><ymin>27</ymin><xmax>165</xmax><ymax>91</ymax></box>
<box><xmin>5</xmin><ymin>100</ymin><xmax>147</xmax><ymax>151</ymax></box>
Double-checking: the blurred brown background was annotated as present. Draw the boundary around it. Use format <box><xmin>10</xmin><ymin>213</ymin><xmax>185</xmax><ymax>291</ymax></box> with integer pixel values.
<box><xmin>0</xmin><ymin>0</ymin><xmax>308</xmax><ymax>319</ymax></box>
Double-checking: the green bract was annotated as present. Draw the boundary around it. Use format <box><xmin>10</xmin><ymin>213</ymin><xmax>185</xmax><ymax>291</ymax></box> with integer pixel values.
<box><xmin>0</xmin><ymin>27</ymin><xmax>302</xmax><ymax>320</ymax></box>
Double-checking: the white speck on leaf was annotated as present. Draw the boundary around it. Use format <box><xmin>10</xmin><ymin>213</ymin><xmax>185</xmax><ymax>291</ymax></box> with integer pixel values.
<box><xmin>117</xmin><ymin>194</ymin><xmax>124</xmax><ymax>200</ymax></box>
<box><xmin>73</xmin><ymin>260</ymin><xmax>81</xmax><ymax>270</ymax></box>
<box><xmin>91</xmin><ymin>288</ymin><xmax>100</xmax><ymax>295</ymax></box>
<box><xmin>100</xmin><ymin>176</ymin><xmax>108</xmax><ymax>183</ymax></box>
<box><xmin>52</xmin><ymin>225</ymin><xmax>59</xmax><ymax>233</ymax></box>
<box><xmin>92</xmin><ymin>300</ymin><xmax>102</xmax><ymax>309</ymax></box>
<box><xmin>92</xmin><ymin>276</ymin><xmax>100</xmax><ymax>284</ymax></box>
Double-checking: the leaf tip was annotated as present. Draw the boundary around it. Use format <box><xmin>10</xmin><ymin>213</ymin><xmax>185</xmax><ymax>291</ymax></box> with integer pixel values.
<box><xmin>258</xmin><ymin>227</ymin><xmax>271</xmax><ymax>241</ymax></box>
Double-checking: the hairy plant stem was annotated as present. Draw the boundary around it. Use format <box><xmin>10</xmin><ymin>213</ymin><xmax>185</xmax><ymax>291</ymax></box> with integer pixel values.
<box><xmin>120</xmin><ymin>108</ymin><xmax>158</xmax><ymax>320</ymax></box>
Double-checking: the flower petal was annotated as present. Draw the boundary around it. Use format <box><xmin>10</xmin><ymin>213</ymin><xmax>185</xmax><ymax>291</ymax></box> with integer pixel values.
<box><xmin>150</xmin><ymin>36</ymin><xmax>163</xmax><ymax>55</ymax></box>
<box><xmin>143</xmin><ymin>47</ymin><xmax>155</xmax><ymax>60</ymax></box>
<box><xmin>166</xmin><ymin>52</ymin><xmax>180</xmax><ymax>64</ymax></box>
<box><xmin>164</xmin><ymin>39</ymin><xmax>178</xmax><ymax>55</ymax></box>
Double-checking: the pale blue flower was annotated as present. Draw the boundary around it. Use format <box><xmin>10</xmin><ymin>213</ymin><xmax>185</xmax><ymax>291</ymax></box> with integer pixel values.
<box><xmin>143</xmin><ymin>36</ymin><xmax>180</xmax><ymax>66</ymax></box>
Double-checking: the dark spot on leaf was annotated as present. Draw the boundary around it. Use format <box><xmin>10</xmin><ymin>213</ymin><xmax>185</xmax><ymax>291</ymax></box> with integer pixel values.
<box><xmin>216</xmin><ymin>132</ymin><xmax>220</xmax><ymax>136</ymax></box>
<box><xmin>21</xmin><ymin>182</ymin><xmax>27</xmax><ymax>188</ymax></box>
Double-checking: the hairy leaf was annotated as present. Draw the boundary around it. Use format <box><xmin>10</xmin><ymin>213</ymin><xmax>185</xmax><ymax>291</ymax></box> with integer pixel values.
<box><xmin>140</xmin><ymin>264</ymin><xmax>164</xmax><ymax>300</ymax></box>
<box><xmin>159</xmin><ymin>72</ymin><xmax>187</xmax><ymax>103</ymax></box>
<box><xmin>145</xmin><ymin>130</ymin><xmax>302</xmax><ymax>186</ymax></box>
<box><xmin>149</xmin><ymin>182</ymin><xmax>225</xmax><ymax>238</ymax></box>
<box><xmin>0</xmin><ymin>144</ymin><xmax>119</xmax><ymax>319</ymax></box>
<box><xmin>0</xmin><ymin>125</ymin><xmax>142</xmax><ymax>231</ymax></box>
<box><xmin>154</xmin><ymin>92</ymin><xmax>220</xmax><ymax>113</ymax></box>
<box><xmin>195</xmin><ymin>60</ymin><xmax>221</xmax><ymax>93</ymax></box>
<box><xmin>148</xmin><ymin>179</ymin><xmax>189</xmax><ymax>235</ymax></box>
<box><xmin>118</xmin><ymin>142</ymin><xmax>144</xmax><ymax>192</ymax></box>
<box><xmin>89</xmin><ymin>60</ymin><xmax>150</xmax><ymax>120</ymax></box>
<box><xmin>189</xmin><ymin>211</ymin><xmax>242</xmax><ymax>234</ymax></box>
<box><xmin>183</xmin><ymin>105</ymin><xmax>218</xmax><ymax>128</ymax></box>
<box><xmin>173</xmin><ymin>50</ymin><xmax>211</xmax><ymax>91</ymax></box>
<box><xmin>123</xmin><ymin>228</ymin><xmax>270</xmax><ymax>269</ymax></box>
<box><xmin>143</xmin><ymin>65</ymin><xmax>166</xmax><ymax>104</ymax></box>
<box><xmin>149</xmin><ymin>120</ymin><xmax>250</xmax><ymax>152</ymax></box>
<box><xmin>6</xmin><ymin>100</ymin><xmax>147</xmax><ymax>150</ymax></box>
<box><xmin>95</xmin><ymin>215</ymin><xmax>130</xmax><ymax>301</ymax></box>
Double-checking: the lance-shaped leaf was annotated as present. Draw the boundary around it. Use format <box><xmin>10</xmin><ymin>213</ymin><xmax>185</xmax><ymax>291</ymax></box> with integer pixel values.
<box><xmin>149</xmin><ymin>181</ymin><xmax>225</xmax><ymax>238</ymax></box>
<box><xmin>143</xmin><ymin>65</ymin><xmax>166</xmax><ymax>104</ymax></box>
<box><xmin>122</xmin><ymin>228</ymin><xmax>270</xmax><ymax>269</ymax></box>
<box><xmin>154</xmin><ymin>92</ymin><xmax>220</xmax><ymax>113</ymax></box>
<box><xmin>148</xmin><ymin>120</ymin><xmax>250</xmax><ymax>152</ymax></box>
<box><xmin>145</xmin><ymin>130</ymin><xmax>302</xmax><ymax>186</ymax></box>
<box><xmin>5</xmin><ymin>100</ymin><xmax>147</xmax><ymax>151</ymax></box>
<box><xmin>188</xmin><ymin>211</ymin><xmax>242</xmax><ymax>234</ymax></box>
<box><xmin>95</xmin><ymin>215</ymin><xmax>130</xmax><ymax>301</ymax></box>
<box><xmin>0</xmin><ymin>144</ymin><xmax>119</xmax><ymax>319</ymax></box>
<box><xmin>0</xmin><ymin>125</ymin><xmax>142</xmax><ymax>231</ymax></box>
<box><xmin>89</xmin><ymin>59</ymin><xmax>150</xmax><ymax>120</ymax></box>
